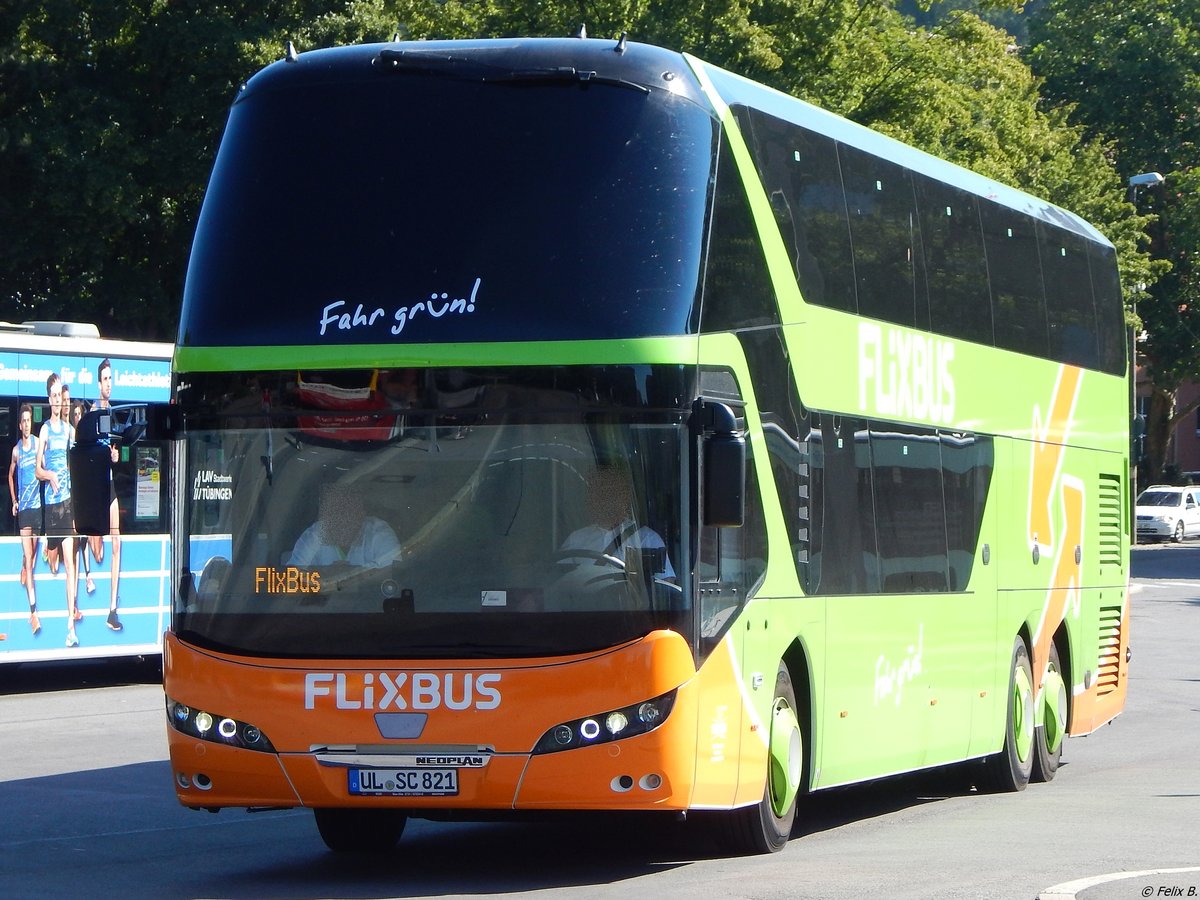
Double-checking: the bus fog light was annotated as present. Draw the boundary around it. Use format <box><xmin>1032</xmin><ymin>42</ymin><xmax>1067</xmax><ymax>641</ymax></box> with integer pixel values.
<box><xmin>611</xmin><ymin>774</ymin><xmax>634</xmax><ymax>792</ymax></box>
<box><xmin>176</xmin><ymin>772</ymin><xmax>192</xmax><ymax>789</ymax></box>
<box><xmin>640</xmin><ymin>773</ymin><xmax>663</xmax><ymax>790</ymax></box>
<box><xmin>193</xmin><ymin>773</ymin><xmax>213</xmax><ymax>790</ymax></box>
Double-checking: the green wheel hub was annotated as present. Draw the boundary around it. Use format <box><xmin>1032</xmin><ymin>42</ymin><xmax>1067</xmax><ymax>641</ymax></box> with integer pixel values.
<box><xmin>1041</xmin><ymin>666</ymin><xmax>1067</xmax><ymax>754</ymax></box>
<box><xmin>1013</xmin><ymin>663</ymin><xmax>1034</xmax><ymax>763</ymax></box>
<box><xmin>768</xmin><ymin>697</ymin><xmax>802</xmax><ymax>818</ymax></box>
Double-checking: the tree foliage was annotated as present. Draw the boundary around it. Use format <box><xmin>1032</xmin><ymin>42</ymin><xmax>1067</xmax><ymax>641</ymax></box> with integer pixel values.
<box><xmin>1028</xmin><ymin>0</ymin><xmax>1200</xmax><ymax>175</ymax></box>
<box><xmin>1027</xmin><ymin>0</ymin><xmax>1200</xmax><ymax>480</ymax></box>
<box><xmin>1</xmin><ymin>0</ymin><xmax>1160</xmax><ymax>348</ymax></box>
<box><xmin>2</xmin><ymin>2</ymin><xmax>297</xmax><ymax>334</ymax></box>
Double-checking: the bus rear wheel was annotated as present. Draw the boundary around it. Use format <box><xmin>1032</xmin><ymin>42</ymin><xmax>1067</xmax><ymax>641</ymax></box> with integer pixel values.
<box><xmin>979</xmin><ymin>637</ymin><xmax>1034</xmax><ymax>792</ymax></box>
<box><xmin>313</xmin><ymin>807</ymin><xmax>407</xmax><ymax>852</ymax></box>
<box><xmin>1032</xmin><ymin>642</ymin><xmax>1067</xmax><ymax>783</ymax></box>
<box><xmin>717</xmin><ymin>662</ymin><xmax>802</xmax><ymax>854</ymax></box>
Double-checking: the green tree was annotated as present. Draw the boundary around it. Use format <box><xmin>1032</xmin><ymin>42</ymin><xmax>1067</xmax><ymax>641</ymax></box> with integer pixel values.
<box><xmin>1</xmin><ymin>0</ymin><xmax>1159</xmax><ymax>354</ymax></box>
<box><xmin>1028</xmin><ymin>0</ymin><xmax>1200</xmax><ymax>482</ymax></box>
<box><xmin>0</xmin><ymin>1</ymin><xmax>336</xmax><ymax>337</ymax></box>
<box><xmin>1135</xmin><ymin>171</ymin><xmax>1200</xmax><ymax>482</ymax></box>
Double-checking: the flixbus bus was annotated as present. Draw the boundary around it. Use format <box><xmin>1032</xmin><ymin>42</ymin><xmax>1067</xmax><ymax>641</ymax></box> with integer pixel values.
<box><xmin>0</xmin><ymin>321</ymin><xmax>172</xmax><ymax>663</ymax></box>
<box><xmin>159</xmin><ymin>37</ymin><xmax>1131</xmax><ymax>854</ymax></box>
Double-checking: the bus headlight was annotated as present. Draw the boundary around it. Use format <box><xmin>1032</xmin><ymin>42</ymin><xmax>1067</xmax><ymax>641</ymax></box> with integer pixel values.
<box><xmin>165</xmin><ymin>696</ymin><xmax>276</xmax><ymax>753</ymax></box>
<box><xmin>532</xmin><ymin>690</ymin><xmax>676</xmax><ymax>754</ymax></box>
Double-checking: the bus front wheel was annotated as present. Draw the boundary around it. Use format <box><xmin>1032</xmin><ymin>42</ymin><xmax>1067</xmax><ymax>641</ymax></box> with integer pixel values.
<box><xmin>313</xmin><ymin>807</ymin><xmax>407</xmax><ymax>852</ymax></box>
<box><xmin>717</xmin><ymin>662</ymin><xmax>802</xmax><ymax>854</ymax></box>
<box><xmin>979</xmin><ymin>637</ymin><xmax>1034</xmax><ymax>792</ymax></box>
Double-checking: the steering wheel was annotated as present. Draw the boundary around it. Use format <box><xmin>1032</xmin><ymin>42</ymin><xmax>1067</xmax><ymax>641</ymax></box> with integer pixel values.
<box><xmin>551</xmin><ymin>548</ymin><xmax>626</xmax><ymax>569</ymax></box>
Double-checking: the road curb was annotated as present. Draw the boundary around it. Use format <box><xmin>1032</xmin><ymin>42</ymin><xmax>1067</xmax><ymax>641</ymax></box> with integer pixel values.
<box><xmin>1039</xmin><ymin>867</ymin><xmax>1200</xmax><ymax>900</ymax></box>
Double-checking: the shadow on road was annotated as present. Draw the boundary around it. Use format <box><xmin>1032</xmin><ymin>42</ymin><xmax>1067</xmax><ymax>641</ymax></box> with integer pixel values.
<box><xmin>0</xmin><ymin>759</ymin><xmax>976</xmax><ymax>899</ymax></box>
<box><xmin>0</xmin><ymin>655</ymin><xmax>162</xmax><ymax>696</ymax></box>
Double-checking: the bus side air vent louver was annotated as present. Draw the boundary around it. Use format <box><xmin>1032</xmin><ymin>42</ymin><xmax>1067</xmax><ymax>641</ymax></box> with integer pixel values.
<box><xmin>1096</xmin><ymin>604</ymin><xmax>1123</xmax><ymax>696</ymax></box>
<box><xmin>1096</xmin><ymin>472</ymin><xmax>1123</xmax><ymax>574</ymax></box>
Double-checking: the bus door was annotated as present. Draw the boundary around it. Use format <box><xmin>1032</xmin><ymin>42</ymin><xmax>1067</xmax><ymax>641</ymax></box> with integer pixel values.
<box><xmin>691</xmin><ymin>418</ymin><xmax>770</xmax><ymax>809</ymax></box>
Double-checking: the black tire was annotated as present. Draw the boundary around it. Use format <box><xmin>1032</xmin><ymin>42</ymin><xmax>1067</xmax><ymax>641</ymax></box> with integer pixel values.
<box><xmin>313</xmin><ymin>807</ymin><xmax>407</xmax><ymax>852</ymax></box>
<box><xmin>1032</xmin><ymin>642</ymin><xmax>1066</xmax><ymax>783</ymax></box>
<box><xmin>978</xmin><ymin>637</ymin><xmax>1034</xmax><ymax>793</ymax></box>
<box><xmin>716</xmin><ymin>663</ymin><xmax>802</xmax><ymax>854</ymax></box>
<box><xmin>1173</xmin><ymin>520</ymin><xmax>1185</xmax><ymax>543</ymax></box>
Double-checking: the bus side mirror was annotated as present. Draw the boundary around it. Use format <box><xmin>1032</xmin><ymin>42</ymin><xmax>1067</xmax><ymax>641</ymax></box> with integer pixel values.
<box><xmin>699</xmin><ymin>401</ymin><xmax>745</xmax><ymax>528</ymax></box>
<box><xmin>69</xmin><ymin>409</ymin><xmax>113</xmax><ymax>536</ymax></box>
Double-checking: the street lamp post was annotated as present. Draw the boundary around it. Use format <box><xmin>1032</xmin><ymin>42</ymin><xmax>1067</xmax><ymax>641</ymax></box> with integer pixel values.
<box><xmin>1127</xmin><ymin>172</ymin><xmax>1167</xmax><ymax>542</ymax></box>
<box><xmin>1128</xmin><ymin>171</ymin><xmax>1165</xmax><ymax>203</ymax></box>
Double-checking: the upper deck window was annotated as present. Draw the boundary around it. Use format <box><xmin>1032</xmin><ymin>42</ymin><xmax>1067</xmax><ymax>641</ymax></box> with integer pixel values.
<box><xmin>734</xmin><ymin>104</ymin><xmax>1126</xmax><ymax>376</ymax></box>
<box><xmin>181</xmin><ymin>66</ymin><xmax>716</xmax><ymax>347</ymax></box>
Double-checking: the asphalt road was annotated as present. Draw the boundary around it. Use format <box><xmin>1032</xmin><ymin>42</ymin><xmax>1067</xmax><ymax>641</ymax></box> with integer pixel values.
<box><xmin>0</xmin><ymin>544</ymin><xmax>1197</xmax><ymax>900</ymax></box>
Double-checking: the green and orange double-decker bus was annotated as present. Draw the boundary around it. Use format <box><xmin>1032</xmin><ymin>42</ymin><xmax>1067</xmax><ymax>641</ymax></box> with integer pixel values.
<box><xmin>160</xmin><ymin>37</ymin><xmax>1130</xmax><ymax>854</ymax></box>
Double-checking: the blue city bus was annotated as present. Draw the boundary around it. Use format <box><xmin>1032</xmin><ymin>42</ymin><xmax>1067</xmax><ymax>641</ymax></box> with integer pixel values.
<box><xmin>0</xmin><ymin>321</ymin><xmax>176</xmax><ymax>662</ymax></box>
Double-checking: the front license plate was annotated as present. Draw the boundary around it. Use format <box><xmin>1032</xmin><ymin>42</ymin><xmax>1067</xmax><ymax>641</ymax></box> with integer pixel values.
<box><xmin>348</xmin><ymin>767</ymin><xmax>459</xmax><ymax>796</ymax></box>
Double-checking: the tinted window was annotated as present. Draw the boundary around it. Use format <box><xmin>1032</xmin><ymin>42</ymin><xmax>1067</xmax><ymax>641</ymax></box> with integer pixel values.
<box><xmin>1088</xmin><ymin>243</ymin><xmax>1127</xmax><ymax>375</ymax></box>
<box><xmin>735</xmin><ymin>329</ymin><xmax>810</xmax><ymax>585</ymax></box>
<box><xmin>805</xmin><ymin>415</ymin><xmax>992</xmax><ymax>596</ymax></box>
<box><xmin>916</xmin><ymin>178</ymin><xmax>992</xmax><ymax>344</ymax></box>
<box><xmin>737</xmin><ymin>107</ymin><xmax>856</xmax><ymax>313</ymax></box>
<box><xmin>941</xmin><ymin>431</ymin><xmax>993</xmax><ymax>591</ymax></box>
<box><xmin>700</xmin><ymin>132</ymin><xmax>781</xmax><ymax>331</ymax></box>
<box><xmin>175</xmin><ymin>365</ymin><xmax>695</xmax><ymax>659</ymax></box>
<box><xmin>808</xmin><ymin>413</ymin><xmax>879</xmax><ymax>594</ymax></box>
<box><xmin>723</xmin><ymin>103</ymin><xmax>1116</xmax><ymax>377</ymax></box>
<box><xmin>181</xmin><ymin>74</ymin><xmax>715</xmax><ymax>347</ymax></box>
<box><xmin>870</xmin><ymin>425</ymin><xmax>949</xmax><ymax>592</ymax></box>
<box><xmin>983</xmin><ymin>200</ymin><xmax>1048</xmax><ymax>359</ymax></box>
<box><xmin>839</xmin><ymin>144</ymin><xmax>926</xmax><ymax>328</ymax></box>
<box><xmin>1041</xmin><ymin>224</ymin><xmax>1099</xmax><ymax>370</ymax></box>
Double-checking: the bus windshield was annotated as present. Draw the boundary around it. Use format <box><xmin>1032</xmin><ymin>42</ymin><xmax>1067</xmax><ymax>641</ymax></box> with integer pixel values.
<box><xmin>177</xmin><ymin>367</ymin><xmax>693</xmax><ymax>659</ymax></box>
<box><xmin>179</xmin><ymin>57</ymin><xmax>716</xmax><ymax>348</ymax></box>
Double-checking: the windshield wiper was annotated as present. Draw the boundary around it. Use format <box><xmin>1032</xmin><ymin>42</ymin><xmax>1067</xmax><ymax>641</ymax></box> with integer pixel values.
<box><xmin>376</xmin><ymin>50</ymin><xmax>650</xmax><ymax>94</ymax></box>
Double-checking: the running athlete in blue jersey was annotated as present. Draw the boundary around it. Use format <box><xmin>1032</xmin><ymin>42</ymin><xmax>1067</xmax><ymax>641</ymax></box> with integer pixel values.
<box><xmin>36</xmin><ymin>373</ymin><xmax>80</xmax><ymax>647</ymax></box>
<box><xmin>8</xmin><ymin>404</ymin><xmax>41</xmax><ymax>635</ymax></box>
